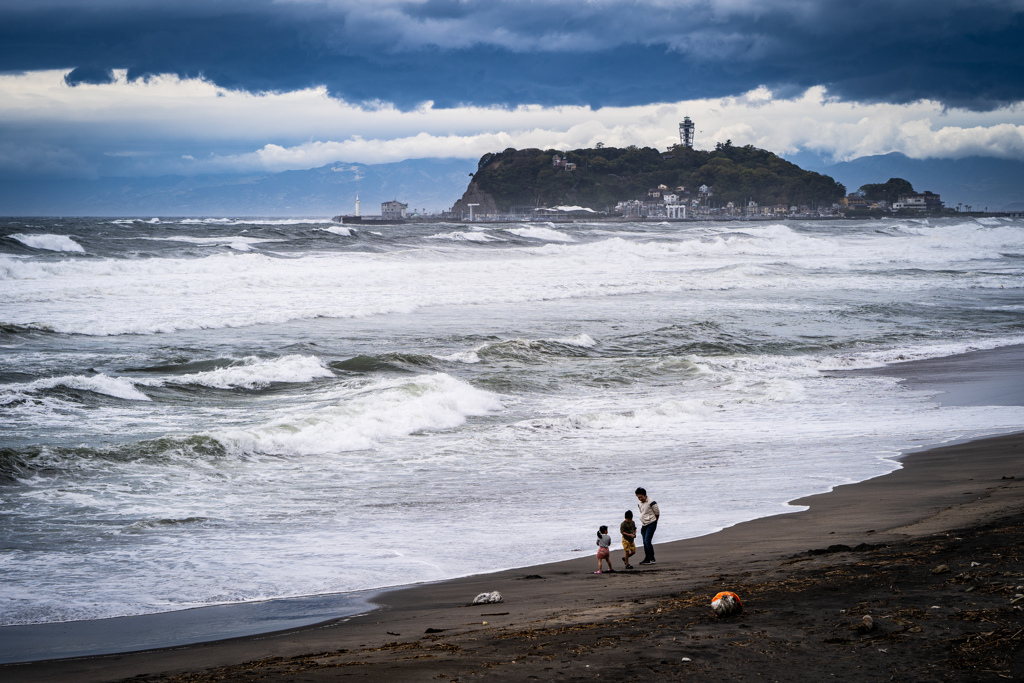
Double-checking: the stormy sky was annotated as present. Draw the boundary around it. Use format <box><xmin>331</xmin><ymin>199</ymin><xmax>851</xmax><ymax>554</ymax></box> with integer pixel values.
<box><xmin>1</xmin><ymin>0</ymin><xmax>1023</xmax><ymax>179</ymax></box>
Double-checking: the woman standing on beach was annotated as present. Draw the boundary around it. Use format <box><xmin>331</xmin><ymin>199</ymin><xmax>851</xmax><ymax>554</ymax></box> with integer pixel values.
<box><xmin>595</xmin><ymin>526</ymin><xmax>614</xmax><ymax>573</ymax></box>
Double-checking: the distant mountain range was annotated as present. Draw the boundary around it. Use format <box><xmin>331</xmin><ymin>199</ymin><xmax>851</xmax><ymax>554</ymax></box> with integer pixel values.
<box><xmin>809</xmin><ymin>153</ymin><xmax>1024</xmax><ymax>212</ymax></box>
<box><xmin>1</xmin><ymin>152</ymin><xmax>1021</xmax><ymax>216</ymax></box>
<box><xmin>0</xmin><ymin>158</ymin><xmax>477</xmax><ymax>217</ymax></box>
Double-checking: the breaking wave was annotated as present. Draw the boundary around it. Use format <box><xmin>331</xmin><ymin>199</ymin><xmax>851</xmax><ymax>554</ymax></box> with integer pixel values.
<box><xmin>8</xmin><ymin>234</ymin><xmax>84</xmax><ymax>252</ymax></box>
<box><xmin>210</xmin><ymin>373</ymin><xmax>502</xmax><ymax>456</ymax></box>
<box><xmin>140</xmin><ymin>355</ymin><xmax>335</xmax><ymax>390</ymax></box>
<box><xmin>2</xmin><ymin>374</ymin><xmax>152</xmax><ymax>403</ymax></box>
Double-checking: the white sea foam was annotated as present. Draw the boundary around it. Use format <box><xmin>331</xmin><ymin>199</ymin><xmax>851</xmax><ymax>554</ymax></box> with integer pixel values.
<box><xmin>506</xmin><ymin>226</ymin><xmax>575</xmax><ymax>242</ymax></box>
<box><xmin>426</xmin><ymin>231</ymin><xmax>499</xmax><ymax>242</ymax></box>
<box><xmin>553</xmin><ymin>333</ymin><xmax>597</xmax><ymax>347</ymax></box>
<box><xmin>210</xmin><ymin>373</ymin><xmax>501</xmax><ymax>455</ymax></box>
<box><xmin>3</xmin><ymin>221</ymin><xmax>1022</xmax><ymax>336</ymax></box>
<box><xmin>4</xmin><ymin>374</ymin><xmax>151</xmax><ymax>402</ymax></box>
<box><xmin>141</xmin><ymin>355</ymin><xmax>335</xmax><ymax>390</ymax></box>
<box><xmin>813</xmin><ymin>336</ymin><xmax>1024</xmax><ymax>371</ymax></box>
<box><xmin>140</xmin><ymin>235</ymin><xmax>270</xmax><ymax>251</ymax></box>
<box><xmin>8</xmin><ymin>234</ymin><xmax>84</xmax><ymax>252</ymax></box>
<box><xmin>437</xmin><ymin>349</ymin><xmax>482</xmax><ymax>363</ymax></box>
<box><xmin>323</xmin><ymin>226</ymin><xmax>353</xmax><ymax>237</ymax></box>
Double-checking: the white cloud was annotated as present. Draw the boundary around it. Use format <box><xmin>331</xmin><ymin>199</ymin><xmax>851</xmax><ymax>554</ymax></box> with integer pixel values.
<box><xmin>0</xmin><ymin>70</ymin><xmax>1023</xmax><ymax>177</ymax></box>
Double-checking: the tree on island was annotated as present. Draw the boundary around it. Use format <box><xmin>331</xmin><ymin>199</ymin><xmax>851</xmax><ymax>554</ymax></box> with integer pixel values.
<box><xmin>858</xmin><ymin>178</ymin><xmax>914</xmax><ymax>204</ymax></box>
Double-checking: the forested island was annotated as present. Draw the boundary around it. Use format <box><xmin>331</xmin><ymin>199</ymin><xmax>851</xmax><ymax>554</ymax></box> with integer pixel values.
<box><xmin>451</xmin><ymin>142</ymin><xmax>847</xmax><ymax>218</ymax></box>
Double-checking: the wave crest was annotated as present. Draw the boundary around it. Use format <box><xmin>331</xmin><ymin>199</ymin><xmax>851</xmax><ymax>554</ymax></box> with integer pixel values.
<box><xmin>3</xmin><ymin>373</ymin><xmax>151</xmax><ymax>402</ymax></box>
<box><xmin>147</xmin><ymin>355</ymin><xmax>334</xmax><ymax>390</ymax></box>
<box><xmin>209</xmin><ymin>373</ymin><xmax>501</xmax><ymax>456</ymax></box>
<box><xmin>8</xmin><ymin>234</ymin><xmax>84</xmax><ymax>252</ymax></box>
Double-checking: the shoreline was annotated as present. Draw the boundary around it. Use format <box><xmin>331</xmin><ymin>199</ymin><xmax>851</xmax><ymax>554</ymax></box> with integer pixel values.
<box><xmin>5</xmin><ymin>430</ymin><xmax>1021</xmax><ymax>681</ymax></box>
<box><xmin>0</xmin><ymin>590</ymin><xmax>378</xmax><ymax>666</ymax></box>
<box><xmin>4</xmin><ymin>345</ymin><xmax>1024</xmax><ymax>680</ymax></box>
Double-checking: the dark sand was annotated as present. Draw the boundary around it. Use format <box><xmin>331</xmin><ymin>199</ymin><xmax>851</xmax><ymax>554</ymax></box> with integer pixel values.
<box><xmin>5</xmin><ymin>348</ymin><xmax>1024</xmax><ymax>682</ymax></box>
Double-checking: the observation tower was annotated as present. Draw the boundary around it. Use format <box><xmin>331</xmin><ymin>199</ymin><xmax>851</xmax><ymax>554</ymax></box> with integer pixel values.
<box><xmin>679</xmin><ymin>117</ymin><xmax>695</xmax><ymax>148</ymax></box>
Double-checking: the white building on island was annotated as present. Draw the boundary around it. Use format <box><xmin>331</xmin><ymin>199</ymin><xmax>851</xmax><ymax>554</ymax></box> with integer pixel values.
<box><xmin>381</xmin><ymin>200</ymin><xmax>408</xmax><ymax>219</ymax></box>
<box><xmin>665</xmin><ymin>201</ymin><xmax>687</xmax><ymax>219</ymax></box>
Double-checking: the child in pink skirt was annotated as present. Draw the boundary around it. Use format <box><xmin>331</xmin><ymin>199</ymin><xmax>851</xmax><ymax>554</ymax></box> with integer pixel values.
<box><xmin>595</xmin><ymin>525</ymin><xmax>615</xmax><ymax>573</ymax></box>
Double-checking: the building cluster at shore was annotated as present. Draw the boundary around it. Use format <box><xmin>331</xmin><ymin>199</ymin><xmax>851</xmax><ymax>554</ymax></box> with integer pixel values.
<box><xmin>614</xmin><ymin>183</ymin><xmax>841</xmax><ymax>220</ymax></box>
<box><xmin>842</xmin><ymin>190</ymin><xmax>945</xmax><ymax>214</ymax></box>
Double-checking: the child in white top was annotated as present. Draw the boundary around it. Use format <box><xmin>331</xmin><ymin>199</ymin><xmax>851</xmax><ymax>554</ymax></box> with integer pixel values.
<box><xmin>595</xmin><ymin>525</ymin><xmax>614</xmax><ymax>573</ymax></box>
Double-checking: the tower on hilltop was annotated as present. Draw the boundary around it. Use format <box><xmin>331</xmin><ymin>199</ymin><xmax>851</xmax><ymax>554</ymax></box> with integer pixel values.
<box><xmin>679</xmin><ymin>117</ymin><xmax>695</xmax><ymax>148</ymax></box>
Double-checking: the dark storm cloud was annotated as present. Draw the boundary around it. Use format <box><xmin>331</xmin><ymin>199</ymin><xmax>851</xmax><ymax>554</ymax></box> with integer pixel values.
<box><xmin>1</xmin><ymin>0</ymin><xmax>1021</xmax><ymax>110</ymax></box>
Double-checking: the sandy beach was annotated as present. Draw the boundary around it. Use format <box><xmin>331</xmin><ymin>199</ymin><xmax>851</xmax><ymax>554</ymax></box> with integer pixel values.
<box><xmin>4</xmin><ymin>348</ymin><xmax>1024</xmax><ymax>682</ymax></box>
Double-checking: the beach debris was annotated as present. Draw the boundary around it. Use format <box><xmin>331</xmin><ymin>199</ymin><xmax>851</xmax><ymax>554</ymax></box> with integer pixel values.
<box><xmin>804</xmin><ymin>542</ymin><xmax>875</xmax><ymax>556</ymax></box>
<box><xmin>681</xmin><ymin>657</ymin><xmax>692</xmax><ymax>662</ymax></box>
<box><xmin>386</xmin><ymin>631</ymin><xmax>400</xmax><ymax>636</ymax></box>
<box><xmin>424</xmin><ymin>627</ymin><xmax>448</xmax><ymax>633</ymax></box>
<box><xmin>1009</xmin><ymin>594</ymin><xmax>1024</xmax><ymax>605</ymax></box>
<box><xmin>853</xmin><ymin>615</ymin><xmax>875</xmax><ymax>634</ymax></box>
<box><xmin>472</xmin><ymin>591</ymin><xmax>503</xmax><ymax>605</ymax></box>
<box><xmin>711</xmin><ymin>591</ymin><xmax>743</xmax><ymax>617</ymax></box>
<box><xmin>932</xmin><ymin>564</ymin><xmax>950</xmax><ymax>574</ymax></box>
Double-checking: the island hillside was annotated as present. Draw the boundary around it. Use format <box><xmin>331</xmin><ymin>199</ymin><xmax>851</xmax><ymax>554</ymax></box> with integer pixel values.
<box><xmin>452</xmin><ymin>143</ymin><xmax>846</xmax><ymax>216</ymax></box>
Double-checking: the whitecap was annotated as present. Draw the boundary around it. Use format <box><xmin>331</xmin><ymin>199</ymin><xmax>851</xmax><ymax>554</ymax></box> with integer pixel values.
<box><xmin>8</xmin><ymin>374</ymin><xmax>151</xmax><ymax>401</ymax></box>
<box><xmin>436</xmin><ymin>350</ymin><xmax>482</xmax><ymax>363</ymax></box>
<box><xmin>553</xmin><ymin>333</ymin><xmax>597</xmax><ymax>347</ymax></box>
<box><xmin>8</xmin><ymin>234</ymin><xmax>85</xmax><ymax>253</ymax></box>
<box><xmin>506</xmin><ymin>226</ymin><xmax>575</xmax><ymax>242</ymax></box>
<box><xmin>210</xmin><ymin>373</ymin><xmax>501</xmax><ymax>455</ymax></box>
<box><xmin>425</xmin><ymin>231</ymin><xmax>499</xmax><ymax>242</ymax></box>
<box><xmin>141</xmin><ymin>355</ymin><xmax>334</xmax><ymax>390</ymax></box>
<box><xmin>140</xmin><ymin>235</ymin><xmax>270</xmax><ymax>251</ymax></box>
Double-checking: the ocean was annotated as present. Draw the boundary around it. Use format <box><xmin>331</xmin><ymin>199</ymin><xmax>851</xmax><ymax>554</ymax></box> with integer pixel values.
<box><xmin>2</xmin><ymin>216</ymin><xmax>1023</xmax><ymax>629</ymax></box>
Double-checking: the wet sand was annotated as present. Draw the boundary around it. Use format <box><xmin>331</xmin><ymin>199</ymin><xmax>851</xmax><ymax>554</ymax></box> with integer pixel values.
<box><xmin>5</xmin><ymin>348</ymin><xmax>1024</xmax><ymax>682</ymax></box>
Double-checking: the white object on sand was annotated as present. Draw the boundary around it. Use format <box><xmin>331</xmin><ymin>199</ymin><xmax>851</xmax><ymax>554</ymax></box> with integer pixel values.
<box><xmin>472</xmin><ymin>591</ymin><xmax>503</xmax><ymax>605</ymax></box>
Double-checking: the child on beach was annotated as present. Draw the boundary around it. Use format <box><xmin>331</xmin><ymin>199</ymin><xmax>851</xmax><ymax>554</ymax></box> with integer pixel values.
<box><xmin>595</xmin><ymin>525</ymin><xmax>614</xmax><ymax>573</ymax></box>
<box><xmin>620</xmin><ymin>510</ymin><xmax>637</xmax><ymax>569</ymax></box>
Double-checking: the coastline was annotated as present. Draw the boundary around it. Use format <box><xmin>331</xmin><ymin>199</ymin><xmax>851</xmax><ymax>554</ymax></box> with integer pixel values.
<box><xmin>0</xmin><ymin>591</ymin><xmax>377</xmax><ymax>666</ymax></box>
<box><xmin>4</xmin><ymin>345</ymin><xmax>1024</xmax><ymax>681</ymax></box>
